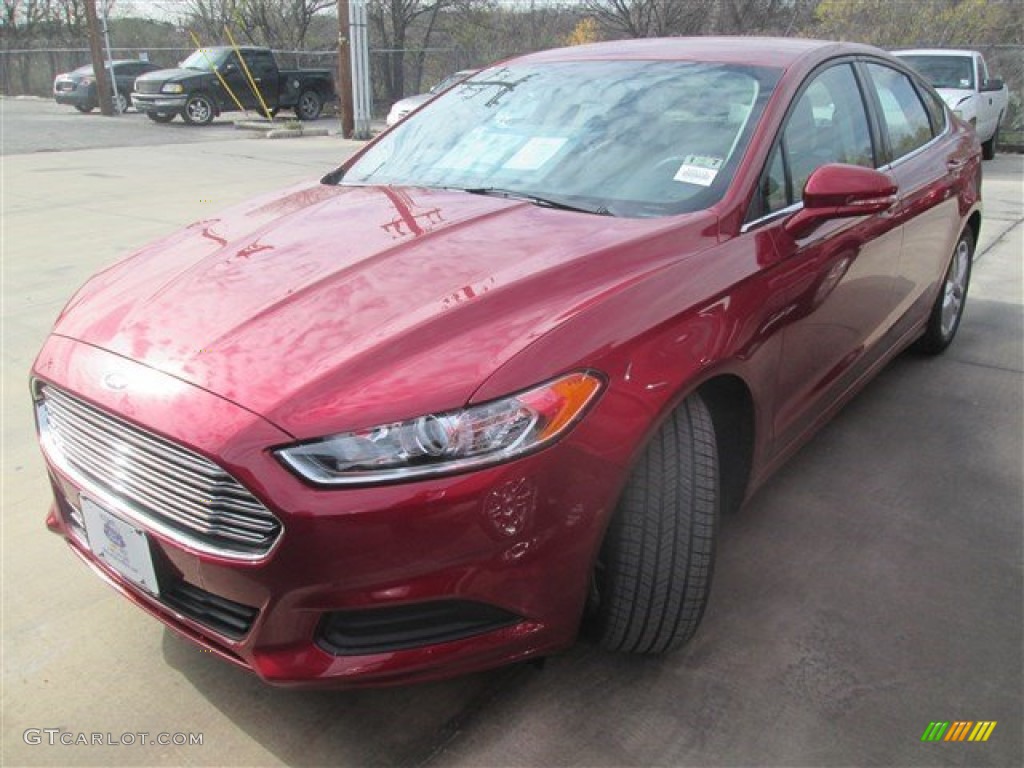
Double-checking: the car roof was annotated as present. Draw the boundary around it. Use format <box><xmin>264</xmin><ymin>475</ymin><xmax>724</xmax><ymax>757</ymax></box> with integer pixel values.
<box><xmin>510</xmin><ymin>36</ymin><xmax>881</xmax><ymax>70</ymax></box>
<box><xmin>74</xmin><ymin>60</ymin><xmax>148</xmax><ymax>71</ymax></box>
<box><xmin>892</xmin><ymin>49</ymin><xmax>978</xmax><ymax>57</ymax></box>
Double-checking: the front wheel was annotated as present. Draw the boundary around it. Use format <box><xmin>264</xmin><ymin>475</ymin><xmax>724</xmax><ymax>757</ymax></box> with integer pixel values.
<box><xmin>183</xmin><ymin>93</ymin><xmax>215</xmax><ymax>126</ymax></box>
<box><xmin>294</xmin><ymin>90</ymin><xmax>322</xmax><ymax>121</ymax></box>
<box><xmin>74</xmin><ymin>104</ymin><xmax>94</xmax><ymax>113</ymax></box>
<box><xmin>590</xmin><ymin>394</ymin><xmax>719</xmax><ymax>654</ymax></box>
<box><xmin>982</xmin><ymin>121</ymin><xmax>1000</xmax><ymax>161</ymax></box>
<box><xmin>915</xmin><ymin>228</ymin><xmax>974</xmax><ymax>354</ymax></box>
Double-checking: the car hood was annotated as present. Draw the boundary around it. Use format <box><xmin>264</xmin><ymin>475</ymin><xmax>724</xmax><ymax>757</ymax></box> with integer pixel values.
<box><xmin>135</xmin><ymin>67</ymin><xmax>203</xmax><ymax>84</ymax></box>
<box><xmin>52</xmin><ymin>183</ymin><xmax>704</xmax><ymax>438</ymax></box>
<box><xmin>935</xmin><ymin>88</ymin><xmax>975</xmax><ymax>110</ymax></box>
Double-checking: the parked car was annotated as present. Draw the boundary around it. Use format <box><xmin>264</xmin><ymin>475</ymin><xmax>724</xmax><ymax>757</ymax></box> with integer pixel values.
<box><xmin>53</xmin><ymin>59</ymin><xmax>159</xmax><ymax>114</ymax></box>
<box><xmin>893</xmin><ymin>49</ymin><xmax>1008</xmax><ymax>159</ymax></box>
<box><xmin>33</xmin><ymin>37</ymin><xmax>981</xmax><ymax>687</ymax></box>
<box><xmin>131</xmin><ymin>46</ymin><xmax>334</xmax><ymax>125</ymax></box>
<box><xmin>386</xmin><ymin>68</ymin><xmax>479</xmax><ymax>126</ymax></box>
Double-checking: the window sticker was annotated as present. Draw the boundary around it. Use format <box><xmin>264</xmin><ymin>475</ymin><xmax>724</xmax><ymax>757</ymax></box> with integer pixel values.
<box><xmin>673</xmin><ymin>155</ymin><xmax>724</xmax><ymax>187</ymax></box>
<box><xmin>437</xmin><ymin>127</ymin><xmax>522</xmax><ymax>172</ymax></box>
<box><xmin>503</xmin><ymin>137</ymin><xmax>568</xmax><ymax>171</ymax></box>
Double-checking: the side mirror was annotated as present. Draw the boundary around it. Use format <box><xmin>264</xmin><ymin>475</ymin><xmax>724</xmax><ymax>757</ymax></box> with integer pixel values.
<box><xmin>981</xmin><ymin>77</ymin><xmax>1004</xmax><ymax>92</ymax></box>
<box><xmin>784</xmin><ymin>164</ymin><xmax>897</xmax><ymax>239</ymax></box>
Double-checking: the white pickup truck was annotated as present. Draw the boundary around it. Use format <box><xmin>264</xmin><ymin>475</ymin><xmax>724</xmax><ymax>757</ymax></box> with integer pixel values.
<box><xmin>894</xmin><ymin>49</ymin><xmax>1008</xmax><ymax>160</ymax></box>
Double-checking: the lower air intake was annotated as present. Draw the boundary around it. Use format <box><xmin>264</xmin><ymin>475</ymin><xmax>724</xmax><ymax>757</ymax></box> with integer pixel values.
<box><xmin>317</xmin><ymin>600</ymin><xmax>520</xmax><ymax>655</ymax></box>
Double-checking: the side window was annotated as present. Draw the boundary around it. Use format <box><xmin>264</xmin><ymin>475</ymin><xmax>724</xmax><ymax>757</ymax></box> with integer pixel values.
<box><xmin>244</xmin><ymin>50</ymin><xmax>277</xmax><ymax>75</ymax></box>
<box><xmin>748</xmin><ymin>63</ymin><xmax>873</xmax><ymax>222</ymax></box>
<box><xmin>222</xmin><ymin>52</ymin><xmax>241</xmax><ymax>72</ymax></box>
<box><xmin>865</xmin><ymin>63</ymin><xmax>933</xmax><ymax>161</ymax></box>
<box><xmin>918</xmin><ymin>83</ymin><xmax>947</xmax><ymax>136</ymax></box>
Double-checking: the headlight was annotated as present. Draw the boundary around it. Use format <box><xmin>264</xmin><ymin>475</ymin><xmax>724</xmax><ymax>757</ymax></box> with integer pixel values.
<box><xmin>161</xmin><ymin>83</ymin><xmax>184</xmax><ymax>94</ymax></box>
<box><xmin>275</xmin><ymin>371</ymin><xmax>604</xmax><ymax>486</ymax></box>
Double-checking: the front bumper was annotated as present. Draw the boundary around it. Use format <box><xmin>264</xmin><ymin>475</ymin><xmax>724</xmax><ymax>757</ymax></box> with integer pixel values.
<box><xmin>33</xmin><ymin>335</ymin><xmax>623</xmax><ymax>686</ymax></box>
<box><xmin>131</xmin><ymin>93</ymin><xmax>187</xmax><ymax>113</ymax></box>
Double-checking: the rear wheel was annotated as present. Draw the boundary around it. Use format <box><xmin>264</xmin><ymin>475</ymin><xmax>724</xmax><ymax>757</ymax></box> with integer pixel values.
<box><xmin>113</xmin><ymin>91</ymin><xmax>129</xmax><ymax>114</ymax></box>
<box><xmin>183</xmin><ymin>93</ymin><xmax>215</xmax><ymax>126</ymax></box>
<box><xmin>146</xmin><ymin>112</ymin><xmax>175</xmax><ymax>123</ymax></box>
<box><xmin>591</xmin><ymin>394</ymin><xmax>719</xmax><ymax>654</ymax></box>
<box><xmin>294</xmin><ymin>89</ymin><xmax>322</xmax><ymax>121</ymax></box>
<box><xmin>915</xmin><ymin>228</ymin><xmax>973</xmax><ymax>354</ymax></box>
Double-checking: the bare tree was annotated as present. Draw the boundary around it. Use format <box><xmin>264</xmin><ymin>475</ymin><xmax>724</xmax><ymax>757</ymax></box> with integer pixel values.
<box><xmin>712</xmin><ymin>0</ymin><xmax>798</xmax><ymax>34</ymax></box>
<box><xmin>165</xmin><ymin>0</ymin><xmax>332</xmax><ymax>49</ymax></box>
<box><xmin>368</xmin><ymin>0</ymin><xmax>460</xmax><ymax>101</ymax></box>
<box><xmin>583</xmin><ymin>0</ymin><xmax>716</xmax><ymax>38</ymax></box>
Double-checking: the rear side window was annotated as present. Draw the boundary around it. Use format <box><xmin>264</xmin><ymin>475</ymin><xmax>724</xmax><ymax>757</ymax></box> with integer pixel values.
<box><xmin>865</xmin><ymin>63</ymin><xmax>933</xmax><ymax>162</ymax></box>
<box><xmin>243</xmin><ymin>50</ymin><xmax>277</xmax><ymax>75</ymax></box>
<box><xmin>918</xmin><ymin>83</ymin><xmax>948</xmax><ymax>136</ymax></box>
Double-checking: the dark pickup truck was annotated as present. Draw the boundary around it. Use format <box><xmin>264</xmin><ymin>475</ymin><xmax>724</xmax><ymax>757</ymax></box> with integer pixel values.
<box><xmin>132</xmin><ymin>46</ymin><xmax>334</xmax><ymax>125</ymax></box>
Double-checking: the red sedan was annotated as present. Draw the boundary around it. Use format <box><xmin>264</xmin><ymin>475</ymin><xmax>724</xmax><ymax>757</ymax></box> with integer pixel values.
<box><xmin>32</xmin><ymin>37</ymin><xmax>981</xmax><ymax>686</ymax></box>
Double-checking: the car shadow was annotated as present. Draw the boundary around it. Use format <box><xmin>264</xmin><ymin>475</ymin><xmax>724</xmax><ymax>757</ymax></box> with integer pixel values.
<box><xmin>160</xmin><ymin>629</ymin><xmax>543</xmax><ymax>766</ymax></box>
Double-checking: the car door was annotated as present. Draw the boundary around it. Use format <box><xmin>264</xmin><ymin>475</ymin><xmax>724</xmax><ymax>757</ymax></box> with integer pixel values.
<box><xmin>742</xmin><ymin>62</ymin><xmax>904</xmax><ymax>455</ymax></box>
<box><xmin>220</xmin><ymin>51</ymin><xmax>258</xmax><ymax>109</ymax></box>
<box><xmin>860</xmin><ymin>62</ymin><xmax>963</xmax><ymax>335</ymax></box>
<box><xmin>972</xmin><ymin>55</ymin><xmax>1000</xmax><ymax>141</ymax></box>
<box><xmin>240</xmin><ymin>49</ymin><xmax>279</xmax><ymax>110</ymax></box>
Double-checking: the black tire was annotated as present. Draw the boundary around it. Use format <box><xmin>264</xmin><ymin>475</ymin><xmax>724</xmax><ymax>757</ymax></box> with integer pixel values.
<box><xmin>915</xmin><ymin>228</ymin><xmax>974</xmax><ymax>354</ymax></box>
<box><xmin>183</xmin><ymin>93</ymin><xmax>215</xmax><ymax>126</ymax></box>
<box><xmin>113</xmin><ymin>91</ymin><xmax>129</xmax><ymax>114</ymax></box>
<box><xmin>294</xmin><ymin>89</ymin><xmax>322</xmax><ymax>121</ymax></box>
<box><xmin>74</xmin><ymin>104</ymin><xmax>94</xmax><ymax>113</ymax></box>
<box><xmin>592</xmin><ymin>394</ymin><xmax>719</xmax><ymax>654</ymax></box>
<box><xmin>146</xmin><ymin>112</ymin><xmax>175</xmax><ymax>123</ymax></box>
<box><xmin>982</xmin><ymin>121</ymin><xmax>999</xmax><ymax>160</ymax></box>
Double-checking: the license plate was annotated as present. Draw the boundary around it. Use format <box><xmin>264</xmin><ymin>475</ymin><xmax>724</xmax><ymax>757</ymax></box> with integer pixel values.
<box><xmin>81</xmin><ymin>497</ymin><xmax>160</xmax><ymax>596</ymax></box>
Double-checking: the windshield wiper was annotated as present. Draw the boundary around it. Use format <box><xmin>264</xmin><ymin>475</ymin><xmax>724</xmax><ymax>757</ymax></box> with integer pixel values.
<box><xmin>463</xmin><ymin>187</ymin><xmax>612</xmax><ymax>216</ymax></box>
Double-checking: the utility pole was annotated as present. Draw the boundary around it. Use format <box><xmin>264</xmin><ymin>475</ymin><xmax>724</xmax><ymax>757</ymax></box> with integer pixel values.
<box><xmin>336</xmin><ymin>0</ymin><xmax>355</xmax><ymax>138</ymax></box>
<box><xmin>84</xmin><ymin>0</ymin><xmax>113</xmax><ymax>116</ymax></box>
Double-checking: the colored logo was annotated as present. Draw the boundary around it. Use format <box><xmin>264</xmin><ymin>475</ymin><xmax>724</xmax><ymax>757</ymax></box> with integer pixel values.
<box><xmin>921</xmin><ymin>721</ymin><xmax>997</xmax><ymax>742</ymax></box>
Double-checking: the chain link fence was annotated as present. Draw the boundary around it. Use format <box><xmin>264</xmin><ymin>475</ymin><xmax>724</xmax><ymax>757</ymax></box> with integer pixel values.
<box><xmin>1</xmin><ymin>46</ymin><xmax>464</xmax><ymax>119</ymax></box>
<box><xmin>3</xmin><ymin>43</ymin><xmax>1021</xmax><ymax>137</ymax></box>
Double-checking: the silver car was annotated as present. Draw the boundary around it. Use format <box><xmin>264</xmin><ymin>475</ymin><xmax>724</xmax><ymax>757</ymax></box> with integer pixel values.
<box><xmin>385</xmin><ymin>69</ymin><xmax>479</xmax><ymax>126</ymax></box>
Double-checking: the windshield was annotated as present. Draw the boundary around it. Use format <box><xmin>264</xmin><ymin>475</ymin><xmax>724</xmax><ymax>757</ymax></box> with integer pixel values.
<box><xmin>898</xmin><ymin>55</ymin><xmax>974</xmax><ymax>89</ymax></box>
<box><xmin>180</xmin><ymin>49</ymin><xmax>230</xmax><ymax>71</ymax></box>
<box><xmin>340</xmin><ymin>60</ymin><xmax>780</xmax><ymax>218</ymax></box>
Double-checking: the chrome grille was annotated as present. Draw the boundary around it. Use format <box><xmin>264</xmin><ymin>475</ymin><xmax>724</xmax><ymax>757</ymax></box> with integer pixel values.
<box><xmin>38</xmin><ymin>384</ymin><xmax>281</xmax><ymax>559</ymax></box>
<box><xmin>134</xmin><ymin>80</ymin><xmax>163</xmax><ymax>95</ymax></box>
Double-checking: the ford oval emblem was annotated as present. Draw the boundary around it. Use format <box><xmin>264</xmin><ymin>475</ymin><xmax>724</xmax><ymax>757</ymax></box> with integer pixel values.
<box><xmin>103</xmin><ymin>519</ymin><xmax>126</xmax><ymax>549</ymax></box>
<box><xmin>103</xmin><ymin>373</ymin><xmax>127</xmax><ymax>391</ymax></box>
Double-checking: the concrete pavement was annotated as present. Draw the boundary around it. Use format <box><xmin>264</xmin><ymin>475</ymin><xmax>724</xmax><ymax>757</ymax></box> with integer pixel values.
<box><xmin>2</xmin><ymin>114</ymin><xmax>1021</xmax><ymax>766</ymax></box>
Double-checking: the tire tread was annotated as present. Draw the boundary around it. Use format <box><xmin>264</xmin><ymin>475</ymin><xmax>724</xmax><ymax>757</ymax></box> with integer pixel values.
<box><xmin>596</xmin><ymin>395</ymin><xmax>719</xmax><ymax>654</ymax></box>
